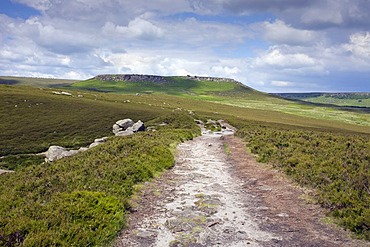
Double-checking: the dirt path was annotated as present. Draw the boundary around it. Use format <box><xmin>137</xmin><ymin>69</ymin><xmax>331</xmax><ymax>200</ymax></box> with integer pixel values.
<box><xmin>115</xmin><ymin>125</ymin><xmax>369</xmax><ymax>247</ymax></box>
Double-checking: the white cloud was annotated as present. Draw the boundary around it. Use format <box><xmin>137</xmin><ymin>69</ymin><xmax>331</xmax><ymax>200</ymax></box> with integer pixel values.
<box><xmin>343</xmin><ymin>32</ymin><xmax>370</xmax><ymax>58</ymax></box>
<box><xmin>14</xmin><ymin>0</ymin><xmax>51</xmax><ymax>11</ymax></box>
<box><xmin>271</xmin><ymin>80</ymin><xmax>294</xmax><ymax>87</ymax></box>
<box><xmin>254</xmin><ymin>48</ymin><xmax>316</xmax><ymax>69</ymax></box>
<box><xmin>211</xmin><ymin>65</ymin><xmax>240</xmax><ymax>76</ymax></box>
<box><xmin>103</xmin><ymin>17</ymin><xmax>164</xmax><ymax>40</ymax></box>
<box><xmin>1</xmin><ymin>0</ymin><xmax>370</xmax><ymax>93</ymax></box>
<box><xmin>258</xmin><ymin>20</ymin><xmax>320</xmax><ymax>46</ymax></box>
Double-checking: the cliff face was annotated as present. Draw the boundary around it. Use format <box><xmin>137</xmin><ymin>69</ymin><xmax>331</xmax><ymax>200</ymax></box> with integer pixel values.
<box><xmin>94</xmin><ymin>74</ymin><xmax>167</xmax><ymax>83</ymax></box>
<box><xmin>94</xmin><ymin>74</ymin><xmax>238</xmax><ymax>84</ymax></box>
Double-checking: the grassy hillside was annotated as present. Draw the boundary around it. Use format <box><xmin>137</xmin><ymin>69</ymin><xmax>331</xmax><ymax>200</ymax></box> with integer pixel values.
<box><xmin>276</xmin><ymin>92</ymin><xmax>370</xmax><ymax>108</ymax></box>
<box><xmin>0</xmin><ymin>113</ymin><xmax>199</xmax><ymax>246</ymax></box>
<box><xmin>0</xmin><ymin>76</ymin><xmax>77</xmax><ymax>88</ymax></box>
<box><xmin>2</xmin><ymin>83</ymin><xmax>369</xmax><ymax>166</ymax></box>
<box><xmin>71</xmin><ymin>75</ymin><xmax>370</xmax><ymax>128</ymax></box>
<box><xmin>237</xmin><ymin>123</ymin><xmax>370</xmax><ymax>240</ymax></box>
<box><xmin>1</xmin><ymin>77</ymin><xmax>370</xmax><ymax>243</ymax></box>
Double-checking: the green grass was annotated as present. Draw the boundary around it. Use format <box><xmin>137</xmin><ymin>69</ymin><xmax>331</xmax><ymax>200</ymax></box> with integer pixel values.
<box><xmin>0</xmin><ymin>112</ymin><xmax>199</xmax><ymax>246</ymax></box>
<box><xmin>0</xmin><ymin>76</ymin><xmax>78</xmax><ymax>88</ymax></box>
<box><xmin>71</xmin><ymin>76</ymin><xmax>370</xmax><ymax>128</ymax></box>
<box><xmin>1</xmin><ymin>77</ymin><xmax>370</xmax><ymax>243</ymax></box>
<box><xmin>302</xmin><ymin>96</ymin><xmax>370</xmax><ymax>107</ymax></box>
<box><xmin>2</xmin><ymin>82</ymin><xmax>370</xmax><ymax>161</ymax></box>
<box><xmin>237</xmin><ymin>123</ymin><xmax>370</xmax><ymax>240</ymax></box>
<box><xmin>0</xmin><ymin>85</ymin><xmax>171</xmax><ymax>157</ymax></box>
<box><xmin>71</xmin><ymin>76</ymin><xmax>253</xmax><ymax>96</ymax></box>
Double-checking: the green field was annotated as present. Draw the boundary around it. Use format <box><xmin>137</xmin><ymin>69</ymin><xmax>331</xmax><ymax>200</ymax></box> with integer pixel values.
<box><xmin>72</xmin><ymin>76</ymin><xmax>370</xmax><ymax>128</ymax></box>
<box><xmin>1</xmin><ymin>76</ymin><xmax>370</xmax><ymax>245</ymax></box>
<box><xmin>275</xmin><ymin>92</ymin><xmax>370</xmax><ymax>108</ymax></box>
<box><xmin>0</xmin><ymin>76</ymin><xmax>78</xmax><ymax>88</ymax></box>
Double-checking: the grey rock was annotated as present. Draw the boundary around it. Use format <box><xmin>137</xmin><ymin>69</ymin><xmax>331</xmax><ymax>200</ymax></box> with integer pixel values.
<box><xmin>78</xmin><ymin>147</ymin><xmax>89</xmax><ymax>152</ymax></box>
<box><xmin>112</xmin><ymin>124</ymin><xmax>123</xmax><ymax>134</ymax></box>
<box><xmin>89</xmin><ymin>142</ymin><xmax>100</xmax><ymax>148</ymax></box>
<box><xmin>46</xmin><ymin>146</ymin><xmax>78</xmax><ymax>162</ymax></box>
<box><xmin>136</xmin><ymin>229</ymin><xmax>156</xmax><ymax>238</ymax></box>
<box><xmin>115</xmin><ymin>130</ymin><xmax>134</xmax><ymax>136</ymax></box>
<box><xmin>206</xmin><ymin>119</ymin><xmax>217</xmax><ymax>125</ymax></box>
<box><xmin>94</xmin><ymin>137</ymin><xmax>108</xmax><ymax>143</ymax></box>
<box><xmin>0</xmin><ymin>169</ymin><xmax>14</xmax><ymax>175</ymax></box>
<box><xmin>127</xmin><ymin>120</ymin><xmax>145</xmax><ymax>133</ymax></box>
<box><xmin>115</xmin><ymin>119</ymin><xmax>135</xmax><ymax>130</ymax></box>
<box><xmin>194</xmin><ymin>119</ymin><xmax>204</xmax><ymax>125</ymax></box>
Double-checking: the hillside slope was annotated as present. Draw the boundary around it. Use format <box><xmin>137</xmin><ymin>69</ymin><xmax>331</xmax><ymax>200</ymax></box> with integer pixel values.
<box><xmin>275</xmin><ymin>92</ymin><xmax>370</xmax><ymax>108</ymax></box>
<box><xmin>71</xmin><ymin>74</ymin><xmax>370</xmax><ymax>128</ymax></box>
<box><xmin>71</xmin><ymin>74</ymin><xmax>261</xmax><ymax>98</ymax></box>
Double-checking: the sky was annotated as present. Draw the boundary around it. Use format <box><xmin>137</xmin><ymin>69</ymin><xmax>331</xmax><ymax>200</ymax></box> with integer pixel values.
<box><xmin>0</xmin><ymin>0</ymin><xmax>370</xmax><ymax>93</ymax></box>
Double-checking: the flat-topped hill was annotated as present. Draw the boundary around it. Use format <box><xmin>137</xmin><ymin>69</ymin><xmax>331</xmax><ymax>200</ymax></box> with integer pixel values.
<box><xmin>94</xmin><ymin>74</ymin><xmax>239</xmax><ymax>84</ymax></box>
<box><xmin>71</xmin><ymin>74</ymin><xmax>258</xmax><ymax>97</ymax></box>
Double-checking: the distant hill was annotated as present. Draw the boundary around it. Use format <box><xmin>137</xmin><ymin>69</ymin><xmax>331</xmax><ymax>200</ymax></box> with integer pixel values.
<box><xmin>71</xmin><ymin>74</ymin><xmax>263</xmax><ymax>98</ymax></box>
<box><xmin>0</xmin><ymin>76</ymin><xmax>78</xmax><ymax>88</ymax></box>
<box><xmin>274</xmin><ymin>92</ymin><xmax>370</xmax><ymax>107</ymax></box>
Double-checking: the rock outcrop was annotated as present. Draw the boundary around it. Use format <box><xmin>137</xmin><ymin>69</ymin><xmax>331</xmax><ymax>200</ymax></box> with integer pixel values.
<box><xmin>45</xmin><ymin>146</ymin><xmax>79</xmax><ymax>162</ymax></box>
<box><xmin>45</xmin><ymin>118</ymin><xmax>145</xmax><ymax>162</ymax></box>
<box><xmin>95</xmin><ymin>74</ymin><xmax>167</xmax><ymax>84</ymax></box>
<box><xmin>94</xmin><ymin>74</ymin><xmax>241</xmax><ymax>85</ymax></box>
<box><xmin>113</xmin><ymin>119</ymin><xmax>145</xmax><ymax>136</ymax></box>
<box><xmin>45</xmin><ymin>137</ymin><xmax>108</xmax><ymax>162</ymax></box>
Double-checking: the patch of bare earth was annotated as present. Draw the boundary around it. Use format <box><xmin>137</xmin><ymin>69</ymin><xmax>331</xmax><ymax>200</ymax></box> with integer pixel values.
<box><xmin>114</xmin><ymin>126</ymin><xmax>369</xmax><ymax>247</ymax></box>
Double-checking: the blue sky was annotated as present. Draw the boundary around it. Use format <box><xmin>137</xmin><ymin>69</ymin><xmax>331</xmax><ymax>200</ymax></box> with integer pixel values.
<box><xmin>0</xmin><ymin>0</ymin><xmax>369</xmax><ymax>92</ymax></box>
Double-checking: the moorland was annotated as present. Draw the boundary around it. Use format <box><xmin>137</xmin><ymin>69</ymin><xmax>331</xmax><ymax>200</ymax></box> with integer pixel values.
<box><xmin>0</xmin><ymin>75</ymin><xmax>369</xmax><ymax>246</ymax></box>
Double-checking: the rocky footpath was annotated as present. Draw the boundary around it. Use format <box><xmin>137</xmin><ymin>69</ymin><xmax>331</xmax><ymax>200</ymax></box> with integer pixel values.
<box><xmin>115</xmin><ymin>122</ymin><xmax>369</xmax><ymax>247</ymax></box>
<box><xmin>116</xmin><ymin>124</ymin><xmax>280</xmax><ymax>246</ymax></box>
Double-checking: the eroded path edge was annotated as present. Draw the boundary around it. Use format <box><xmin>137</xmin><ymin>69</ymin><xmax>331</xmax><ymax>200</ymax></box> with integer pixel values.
<box><xmin>115</xmin><ymin>123</ymin><xmax>369</xmax><ymax>247</ymax></box>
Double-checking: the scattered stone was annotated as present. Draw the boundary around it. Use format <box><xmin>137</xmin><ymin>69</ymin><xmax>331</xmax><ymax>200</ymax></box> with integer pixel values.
<box><xmin>78</xmin><ymin>147</ymin><xmax>89</xmax><ymax>152</ymax></box>
<box><xmin>245</xmin><ymin>178</ymin><xmax>258</xmax><ymax>186</ymax></box>
<box><xmin>89</xmin><ymin>137</ymin><xmax>108</xmax><ymax>148</ymax></box>
<box><xmin>194</xmin><ymin>119</ymin><xmax>204</xmax><ymax>125</ymax></box>
<box><xmin>115</xmin><ymin>130</ymin><xmax>134</xmax><ymax>136</ymax></box>
<box><xmin>45</xmin><ymin>146</ymin><xmax>78</xmax><ymax>162</ymax></box>
<box><xmin>0</xmin><ymin>169</ymin><xmax>14</xmax><ymax>175</ymax></box>
<box><xmin>136</xmin><ymin>229</ymin><xmax>156</xmax><ymax>238</ymax></box>
<box><xmin>277</xmin><ymin>213</ymin><xmax>289</xmax><ymax>218</ymax></box>
<box><xmin>112</xmin><ymin>124</ymin><xmax>122</xmax><ymax>134</ymax></box>
<box><xmin>115</xmin><ymin>119</ymin><xmax>135</xmax><ymax>131</ymax></box>
<box><xmin>52</xmin><ymin>91</ymin><xmax>72</xmax><ymax>96</ymax></box>
<box><xmin>127</xmin><ymin>120</ymin><xmax>145</xmax><ymax>133</ymax></box>
<box><xmin>208</xmin><ymin>221</ymin><xmax>220</xmax><ymax>227</ymax></box>
<box><xmin>113</xmin><ymin>119</ymin><xmax>145</xmax><ymax>136</ymax></box>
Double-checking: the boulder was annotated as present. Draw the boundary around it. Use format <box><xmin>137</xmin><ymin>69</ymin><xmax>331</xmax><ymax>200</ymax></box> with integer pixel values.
<box><xmin>94</xmin><ymin>137</ymin><xmax>108</xmax><ymax>143</ymax></box>
<box><xmin>114</xmin><ymin>119</ymin><xmax>145</xmax><ymax>136</ymax></box>
<box><xmin>115</xmin><ymin>130</ymin><xmax>135</xmax><ymax>136</ymax></box>
<box><xmin>127</xmin><ymin>120</ymin><xmax>145</xmax><ymax>133</ymax></box>
<box><xmin>46</xmin><ymin>146</ymin><xmax>78</xmax><ymax>162</ymax></box>
<box><xmin>112</xmin><ymin>124</ymin><xmax>123</xmax><ymax>134</ymax></box>
<box><xmin>89</xmin><ymin>142</ymin><xmax>100</xmax><ymax>148</ymax></box>
<box><xmin>89</xmin><ymin>137</ymin><xmax>108</xmax><ymax>148</ymax></box>
<box><xmin>116</xmin><ymin>119</ymin><xmax>134</xmax><ymax>130</ymax></box>
<box><xmin>195</xmin><ymin>119</ymin><xmax>204</xmax><ymax>125</ymax></box>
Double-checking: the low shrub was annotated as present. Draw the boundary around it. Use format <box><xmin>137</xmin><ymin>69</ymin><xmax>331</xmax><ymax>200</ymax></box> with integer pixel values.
<box><xmin>0</xmin><ymin>112</ymin><xmax>199</xmax><ymax>246</ymax></box>
<box><xmin>237</xmin><ymin>124</ymin><xmax>370</xmax><ymax>240</ymax></box>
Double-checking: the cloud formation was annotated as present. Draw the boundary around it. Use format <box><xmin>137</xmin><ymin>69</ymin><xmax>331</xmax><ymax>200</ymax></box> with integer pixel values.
<box><xmin>0</xmin><ymin>0</ymin><xmax>369</xmax><ymax>92</ymax></box>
